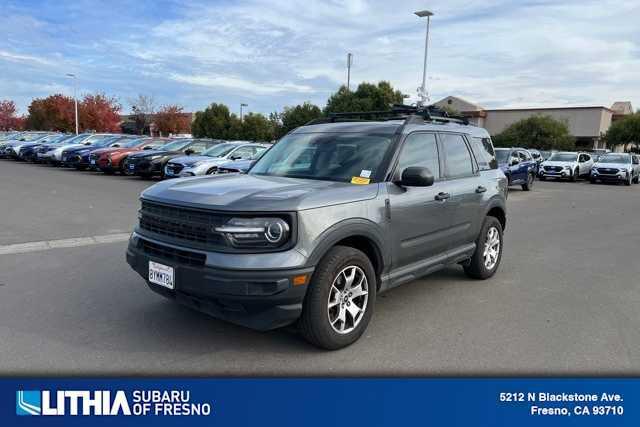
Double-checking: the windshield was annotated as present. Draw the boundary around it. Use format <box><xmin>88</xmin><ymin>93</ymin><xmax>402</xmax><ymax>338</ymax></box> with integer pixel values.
<box><xmin>598</xmin><ymin>154</ymin><xmax>630</xmax><ymax>164</ymax></box>
<box><xmin>110</xmin><ymin>137</ymin><xmax>144</xmax><ymax>148</ymax></box>
<box><xmin>548</xmin><ymin>153</ymin><xmax>578</xmax><ymax>162</ymax></box>
<box><xmin>89</xmin><ymin>136</ymin><xmax>121</xmax><ymax>147</ymax></box>
<box><xmin>494</xmin><ymin>149</ymin><xmax>511</xmax><ymax>162</ymax></box>
<box><xmin>158</xmin><ymin>140</ymin><xmax>193</xmax><ymax>151</ymax></box>
<box><xmin>250</xmin><ymin>132</ymin><xmax>393</xmax><ymax>183</ymax></box>
<box><xmin>21</xmin><ymin>133</ymin><xmax>50</xmax><ymax>141</ymax></box>
<box><xmin>202</xmin><ymin>143</ymin><xmax>237</xmax><ymax>157</ymax></box>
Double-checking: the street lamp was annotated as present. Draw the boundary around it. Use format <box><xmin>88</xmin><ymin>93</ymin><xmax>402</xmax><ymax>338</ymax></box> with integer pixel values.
<box><xmin>240</xmin><ymin>103</ymin><xmax>248</xmax><ymax>122</ymax></box>
<box><xmin>66</xmin><ymin>73</ymin><xmax>79</xmax><ymax>134</ymax></box>
<box><xmin>414</xmin><ymin>9</ymin><xmax>434</xmax><ymax>106</ymax></box>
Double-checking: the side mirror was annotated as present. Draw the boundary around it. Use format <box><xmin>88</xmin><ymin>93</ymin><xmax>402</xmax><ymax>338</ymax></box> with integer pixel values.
<box><xmin>230</xmin><ymin>155</ymin><xmax>242</xmax><ymax>161</ymax></box>
<box><xmin>143</xmin><ymin>146</ymin><xmax>153</xmax><ymax>150</ymax></box>
<box><xmin>395</xmin><ymin>166</ymin><xmax>434</xmax><ymax>187</ymax></box>
<box><xmin>112</xmin><ymin>144</ymin><xmax>120</xmax><ymax>148</ymax></box>
<box><xmin>184</xmin><ymin>149</ymin><xmax>194</xmax><ymax>155</ymax></box>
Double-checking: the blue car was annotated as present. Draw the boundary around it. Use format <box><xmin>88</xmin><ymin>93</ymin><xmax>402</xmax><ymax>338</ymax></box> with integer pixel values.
<box><xmin>495</xmin><ymin>148</ymin><xmax>537</xmax><ymax>191</ymax></box>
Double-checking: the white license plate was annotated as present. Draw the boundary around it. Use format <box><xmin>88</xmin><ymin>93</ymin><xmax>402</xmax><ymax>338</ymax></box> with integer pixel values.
<box><xmin>148</xmin><ymin>261</ymin><xmax>175</xmax><ymax>289</ymax></box>
<box><xmin>129</xmin><ymin>164</ymin><xmax>135</xmax><ymax>170</ymax></box>
<box><xmin>90</xmin><ymin>159</ymin><xmax>96</xmax><ymax>165</ymax></box>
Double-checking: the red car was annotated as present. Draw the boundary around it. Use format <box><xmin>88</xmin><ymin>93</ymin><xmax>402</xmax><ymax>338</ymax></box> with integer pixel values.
<box><xmin>91</xmin><ymin>137</ymin><xmax>169</xmax><ymax>174</ymax></box>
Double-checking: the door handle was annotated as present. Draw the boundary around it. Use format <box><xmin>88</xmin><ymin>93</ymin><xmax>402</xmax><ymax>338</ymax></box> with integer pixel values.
<box><xmin>434</xmin><ymin>192</ymin><xmax>450</xmax><ymax>201</ymax></box>
<box><xmin>475</xmin><ymin>186</ymin><xmax>487</xmax><ymax>194</ymax></box>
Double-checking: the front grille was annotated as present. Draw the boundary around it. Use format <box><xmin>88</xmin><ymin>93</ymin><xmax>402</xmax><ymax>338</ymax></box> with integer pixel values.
<box><xmin>544</xmin><ymin>166</ymin><xmax>562</xmax><ymax>172</ymax></box>
<box><xmin>597</xmin><ymin>168</ymin><xmax>619</xmax><ymax>175</ymax></box>
<box><xmin>139</xmin><ymin>238</ymin><xmax>206</xmax><ymax>267</ymax></box>
<box><xmin>166</xmin><ymin>163</ymin><xmax>184</xmax><ymax>175</ymax></box>
<box><xmin>139</xmin><ymin>200</ymin><xmax>228</xmax><ymax>248</ymax></box>
<box><xmin>89</xmin><ymin>153</ymin><xmax>99</xmax><ymax>162</ymax></box>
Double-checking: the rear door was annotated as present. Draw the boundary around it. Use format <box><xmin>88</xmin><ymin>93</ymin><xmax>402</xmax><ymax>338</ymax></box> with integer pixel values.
<box><xmin>387</xmin><ymin>132</ymin><xmax>453</xmax><ymax>269</ymax></box>
<box><xmin>438</xmin><ymin>133</ymin><xmax>484</xmax><ymax>251</ymax></box>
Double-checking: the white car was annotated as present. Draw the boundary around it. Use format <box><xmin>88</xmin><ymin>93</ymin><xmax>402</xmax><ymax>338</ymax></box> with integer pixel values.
<box><xmin>590</xmin><ymin>153</ymin><xmax>639</xmax><ymax>186</ymax></box>
<box><xmin>165</xmin><ymin>142</ymin><xmax>270</xmax><ymax>177</ymax></box>
<box><xmin>538</xmin><ymin>152</ymin><xmax>593</xmax><ymax>182</ymax></box>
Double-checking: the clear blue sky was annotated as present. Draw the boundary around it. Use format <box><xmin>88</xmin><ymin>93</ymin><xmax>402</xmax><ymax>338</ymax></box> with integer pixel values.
<box><xmin>1</xmin><ymin>0</ymin><xmax>638</xmax><ymax>115</ymax></box>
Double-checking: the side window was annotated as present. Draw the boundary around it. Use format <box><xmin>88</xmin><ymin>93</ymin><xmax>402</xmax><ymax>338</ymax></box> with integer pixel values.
<box><xmin>187</xmin><ymin>142</ymin><xmax>208</xmax><ymax>154</ymax></box>
<box><xmin>440</xmin><ymin>133</ymin><xmax>474</xmax><ymax>178</ymax></box>
<box><xmin>519</xmin><ymin>151</ymin><xmax>531</xmax><ymax>161</ymax></box>
<box><xmin>469</xmin><ymin>137</ymin><xmax>497</xmax><ymax>170</ymax></box>
<box><xmin>396</xmin><ymin>132</ymin><xmax>440</xmax><ymax>178</ymax></box>
<box><xmin>230</xmin><ymin>146</ymin><xmax>256</xmax><ymax>159</ymax></box>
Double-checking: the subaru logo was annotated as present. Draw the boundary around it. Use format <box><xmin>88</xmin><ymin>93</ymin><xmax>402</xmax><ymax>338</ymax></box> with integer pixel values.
<box><xmin>16</xmin><ymin>390</ymin><xmax>41</xmax><ymax>416</ymax></box>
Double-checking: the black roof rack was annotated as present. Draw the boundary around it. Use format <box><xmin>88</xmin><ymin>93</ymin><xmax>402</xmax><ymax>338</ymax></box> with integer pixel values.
<box><xmin>305</xmin><ymin>104</ymin><xmax>469</xmax><ymax>126</ymax></box>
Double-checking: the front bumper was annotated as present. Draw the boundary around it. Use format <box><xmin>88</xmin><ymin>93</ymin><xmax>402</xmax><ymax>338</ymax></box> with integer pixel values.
<box><xmin>539</xmin><ymin>168</ymin><xmax>573</xmax><ymax>178</ymax></box>
<box><xmin>126</xmin><ymin>233</ymin><xmax>313</xmax><ymax>331</ymax></box>
<box><xmin>591</xmin><ymin>171</ymin><xmax>628</xmax><ymax>182</ymax></box>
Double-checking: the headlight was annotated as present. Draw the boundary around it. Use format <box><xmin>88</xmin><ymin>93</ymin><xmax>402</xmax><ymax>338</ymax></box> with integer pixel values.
<box><xmin>563</xmin><ymin>165</ymin><xmax>571</xmax><ymax>170</ymax></box>
<box><xmin>620</xmin><ymin>168</ymin><xmax>628</xmax><ymax>172</ymax></box>
<box><xmin>150</xmin><ymin>155</ymin><xmax>163</xmax><ymax>161</ymax></box>
<box><xmin>215</xmin><ymin>217</ymin><xmax>291</xmax><ymax>248</ymax></box>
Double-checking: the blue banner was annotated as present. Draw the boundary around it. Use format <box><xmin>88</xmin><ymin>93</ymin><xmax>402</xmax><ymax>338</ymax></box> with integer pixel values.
<box><xmin>1</xmin><ymin>378</ymin><xmax>636</xmax><ymax>426</ymax></box>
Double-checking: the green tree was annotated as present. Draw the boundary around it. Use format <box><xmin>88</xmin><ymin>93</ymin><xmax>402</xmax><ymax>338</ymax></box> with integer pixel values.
<box><xmin>324</xmin><ymin>81</ymin><xmax>405</xmax><ymax>114</ymax></box>
<box><xmin>274</xmin><ymin>102</ymin><xmax>323</xmax><ymax>138</ymax></box>
<box><xmin>604</xmin><ymin>113</ymin><xmax>640</xmax><ymax>151</ymax></box>
<box><xmin>493</xmin><ymin>115</ymin><xmax>575</xmax><ymax>150</ymax></box>
<box><xmin>192</xmin><ymin>103</ymin><xmax>235</xmax><ymax>139</ymax></box>
<box><xmin>239</xmin><ymin>113</ymin><xmax>275</xmax><ymax>141</ymax></box>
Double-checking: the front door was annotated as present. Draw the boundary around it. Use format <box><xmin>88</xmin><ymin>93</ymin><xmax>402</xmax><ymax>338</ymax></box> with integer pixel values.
<box><xmin>387</xmin><ymin>132</ymin><xmax>453</xmax><ymax>269</ymax></box>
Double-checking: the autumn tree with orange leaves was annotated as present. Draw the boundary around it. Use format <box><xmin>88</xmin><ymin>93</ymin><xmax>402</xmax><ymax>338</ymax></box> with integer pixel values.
<box><xmin>154</xmin><ymin>105</ymin><xmax>192</xmax><ymax>136</ymax></box>
<box><xmin>80</xmin><ymin>93</ymin><xmax>121</xmax><ymax>132</ymax></box>
<box><xmin>0</xmin><ymin>100</ymin><xmax>25</xmax><ymax>130</ymax></box>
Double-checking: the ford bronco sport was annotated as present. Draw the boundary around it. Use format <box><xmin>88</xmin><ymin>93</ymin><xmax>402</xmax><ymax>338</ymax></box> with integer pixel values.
<box><xmin>126</xmin><ymin>105</ymin><xmax>508</xmax><ymax>349</ymax></box>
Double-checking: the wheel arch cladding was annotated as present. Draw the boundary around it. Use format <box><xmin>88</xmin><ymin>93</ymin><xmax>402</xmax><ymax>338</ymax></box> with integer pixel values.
<box><xmin>486</xmin><ymin>205</ymin><xmax>506</xmax><ymax>230</ymax></box>
<box><xmin>307</xmin><ymin>220</ymin><xmax>388</xmax><ymax>286</ymax></box>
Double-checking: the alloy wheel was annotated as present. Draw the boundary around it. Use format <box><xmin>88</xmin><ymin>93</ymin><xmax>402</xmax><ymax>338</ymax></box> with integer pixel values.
<box><xmin>327</xmin><ymin>265</ymin><xmax>369</xmax><ymax>334</ymax></box>
<box><xmin>483</xmin><ymin>226</ymin><xmax>501</xmax><ymax>270</ymax></box>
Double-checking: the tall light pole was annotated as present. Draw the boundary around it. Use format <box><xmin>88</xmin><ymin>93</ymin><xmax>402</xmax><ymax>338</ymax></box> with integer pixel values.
<box><xmin>415</xmin><ymin>10</ymin><xmax>434</xmax><ymax>106</ymax></box>
<box><xmin>240</xmin><ymin>103</ymin><xmax>248</xmax><ymax>122</ymax></box>
<box><xmin>346</xmin><ymin>53</ymin><xmax>353</xmax><ymax>91</ymax></box>
<box><xmin>66</xmin><ymin>73</ymin><xmax>79</xmax><ymax>134</ymax></box>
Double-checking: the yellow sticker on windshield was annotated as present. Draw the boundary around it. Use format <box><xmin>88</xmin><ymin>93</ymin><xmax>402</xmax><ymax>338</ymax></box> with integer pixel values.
<box><xmin>351</xmin><ymin>176</ymin><xmax>371</xmax><ymax>185</ymax></box>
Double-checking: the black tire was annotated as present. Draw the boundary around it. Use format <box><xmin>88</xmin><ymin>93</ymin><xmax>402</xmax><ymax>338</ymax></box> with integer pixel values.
<box><xmin>539</xmin><ymin>175</ymin><xmax>546</xmax><ymax>181</ymax></box>
<box><xmin>521</xmin><ymin>172</ymin><xmax>534</xmax><ymax>191</ymax></box>
<box><xmin>299</xmin><ymin>246</ymin><xmax>377</xmax><ymax>350</ymax></box>
<box><xmin>634</xmin><ymin>174</ymin><xmax>639</xmax><ymax>184</ymax></box>
<box><xmin>590</xmin><ymin>178</ymin><xmax>596</xmax><ymax>184</ymax></box>
<box><xmin>570</xmin><ymin>168</ymin><xmax>578</xmax><ymax>182</ymax></box>
<box><xmin>463</xmin><ymin>216</ymin><xmax>503</xmax><ymax>280</ymax></box>
<box><xmin>206</xmin><ymin>167</ymin><xmax>217</xmax><ymax>175</ymax></box>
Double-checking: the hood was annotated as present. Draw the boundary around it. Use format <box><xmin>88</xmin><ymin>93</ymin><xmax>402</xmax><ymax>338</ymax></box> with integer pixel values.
<box><xmin>541</xmin><ymin>160</ymin><xmax>576</xmax><ymax>167</ymax></box>
<box><xmin>128</xmin><ymin>149</ymin><xmax>177</xmax><ymax>159</ymax></box>
<box><xmin>142</xmin><ymin>174</ymin><xmax>380</xmax><ymax>211</ymax></box>
<box><xmin>219</xmin><ymin>159</ymin><xmax>255</xmax><ymax>171</ymax></box>
<box><xmin>169</xmin><ymin>155</ymin><xmax>211</xmax><ymax>166</ymax></box>
<box><xmin>594</xmin><ymin>161</ymin><xmax>630</xmax><ymax>169</ymax></box>
<box><xmin>52</xmin><ymin>143</ymin><xmax>84</xmax><ymax>152</ymax></box>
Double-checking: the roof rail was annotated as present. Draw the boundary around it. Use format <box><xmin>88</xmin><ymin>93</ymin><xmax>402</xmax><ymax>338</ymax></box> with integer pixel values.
<box><xmin>304</xmin><ymin>104</ymin><xmax>469</xmax><ymax>126</ymax></box>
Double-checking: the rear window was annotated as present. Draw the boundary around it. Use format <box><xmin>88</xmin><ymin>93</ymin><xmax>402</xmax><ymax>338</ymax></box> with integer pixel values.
<box><xmin>469</xmin><ymin>137</ymin><xmax>497</xmax><ymax>170</ymax></box>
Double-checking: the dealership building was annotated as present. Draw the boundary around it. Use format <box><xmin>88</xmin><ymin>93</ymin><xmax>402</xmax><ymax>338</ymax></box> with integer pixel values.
<box><xmin>434</xmin><ymin>96</ymin><xmax>634</xmax><ymax>150</ymax></box>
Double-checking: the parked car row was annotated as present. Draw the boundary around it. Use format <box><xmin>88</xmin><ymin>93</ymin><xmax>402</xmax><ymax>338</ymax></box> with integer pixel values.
<box><xmin>490</xmin><ymin>145</ymin><xmax>639</xmax><ymax>191</ymax></box>
<box><xmin>0</xmin><ymin>131</ymin><xmax>270</xmax><ymax>179</ymax></box>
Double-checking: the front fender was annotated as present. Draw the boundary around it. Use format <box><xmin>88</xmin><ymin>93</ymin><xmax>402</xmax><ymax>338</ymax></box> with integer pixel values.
<box><xmin>305</xmin><ymin>218</ymin><xmax>390</xmax><ymax>274</ymax></box>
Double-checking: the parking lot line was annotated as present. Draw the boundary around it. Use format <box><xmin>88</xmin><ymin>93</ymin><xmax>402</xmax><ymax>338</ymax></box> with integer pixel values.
<box><xmin>0</xmin><ymin>233</ymin><xmax>130</xmax><ymax>255</ymax></box>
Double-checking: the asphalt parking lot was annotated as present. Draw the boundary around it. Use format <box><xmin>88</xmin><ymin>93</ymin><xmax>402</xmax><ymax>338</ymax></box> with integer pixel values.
<box><xmin>1</xmin><ymin>159</ymin><xmax>640</xmax><ymax>375</ymax></box>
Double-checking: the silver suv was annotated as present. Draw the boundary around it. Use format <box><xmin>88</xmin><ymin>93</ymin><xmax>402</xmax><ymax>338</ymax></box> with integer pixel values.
<box><xmin>126</xmin><ymin>106</ymin><xmax>508</xmax><ymax>349</ymax></box>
